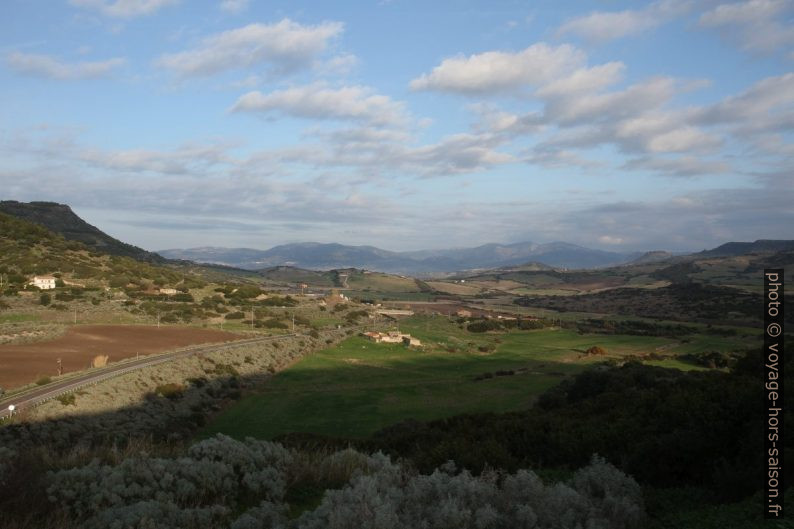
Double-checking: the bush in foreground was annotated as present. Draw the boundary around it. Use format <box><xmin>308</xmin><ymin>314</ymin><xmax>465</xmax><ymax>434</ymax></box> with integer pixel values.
<box><xmin>43</xmin><ymin>434</ymin><xmax>644</xmax><ymax>529</ymax></box>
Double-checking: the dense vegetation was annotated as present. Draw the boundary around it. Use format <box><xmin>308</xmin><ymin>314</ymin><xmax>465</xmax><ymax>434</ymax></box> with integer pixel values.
<box><xmin>1</xmin><ymin>434</ymin><xmax>644</xmax><ymax>529</ymax></box>
<box><xmin>266</xmin><ymin>342</ymin><xmax>792</xmax><ymax>527</ymax></box>
<box><xmin>0</xmin><ymin>200</ymin><xmax>164</xmax><ymax>263</ymax></box>
<box><xmin>514</xmin><ymin>282</ymin><xmax>790</xmax><ymax>326</ymax></box>
<box><xmin>0</xmin><ymin>212</ymin><xmax>190</xmax><ymax>294</ymax></box>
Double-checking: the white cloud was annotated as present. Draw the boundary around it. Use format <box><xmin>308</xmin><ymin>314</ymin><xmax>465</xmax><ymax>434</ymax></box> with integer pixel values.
<box><xmin>78</xmin><ymin>144</ymin><xmax>232</xmax><ymax>175</ymax></box>
<box><xmin>219</xmin><ymin>0</ymin><xmax>249</xmax><ymax>13</ymax></box>
<box><xmin>157</xmin><ymin>19</ymin><xmax>343</xmax><ymax>77</ymax></box>
<box><xmin>468</xmin><ymin>103</ymin><xmax>543</xmax><ymax>135</ymax></box>
<box><xmin>623</xmin><ymin>156</ymin><xmax>730</xmax><ymax>177</ymax></box>
<box><xmin>558</xmin><ymin>0</ymin><xmax>692</xmax><ymax>42</ymax></box>
<box><xmin>69</xmin><ymin>0</ymin><xmax>179</xmax><ymax>17</ymax></box>
<box><xmin>544</xmin><ymin>76</ymin><xmax>678</xmax><ymax>125</ymax></box>
<box><xmin>5</xmin><ymin>52</ymin><xmax>125</xmax><ymax>80</ymax></box>
<box><xmin>699</xmin><ymin>0</ymin><xmax>794</xmax><ymax>52</ymax></box>
<box><xmin>244</xmin><ymin>126</ymin><xmax>515</xmax><ymax>178</ymax></box>
<box><xmin>598</xmin><ymin>235</ymin><xmax>624</xmax><ymax>245</ymax></box>
<box><xmin>645</xmin><ymin>126</ymin><xmax>721</xmax><ymax>153</ymax></box>
<box><xmin>535</xmin><ymin>62</ymin><xmax>625</xmax><ymax>98</ymax></box>
<box><xmin>405</xmin><ymin>133</ymin><xmax>515</xmax><ymax>176</ymax></box>
<box><xmin>231</xmin><ymin>83</ymin><xmax>408</xmax><ymax>126</ymax></box>
<box><xmin>697</xmin><ymin>72</ymin><xmax>794</xmax><ymax>126</ymax></box>
<box><xmin>316</xmin><ymin>53</ymin><xmax>359</xmax><ymax>75</ymax></box>
<box><xmin>410</xmin><ymin>43</ymin><xmax>585</xmax><ymax>95</ymax></box>
<box><xmin>525</xmin><ymin>148</ymin><xmax>603</xmax><ymax>169</ymax></box>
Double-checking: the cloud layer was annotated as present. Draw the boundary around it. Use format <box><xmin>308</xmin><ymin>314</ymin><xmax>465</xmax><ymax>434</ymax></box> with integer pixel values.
<box><xmin>157</xmin><ymin>19</ymin><xmax>343</xmax><ymax>77</ymax></box>
<box><xmin>6</xmin><ymin>52</ymin><xmax>125</xmax><ymax>80</ymax></box>
<box><xmin>1</xmin><ymin>2</ymin><xmax>790</xmax><ymax>252</ymax></box>
<box><xmin>69</xmin><ymin>0</ymin><xmax>179</xmax><ymax>18</ymax></box>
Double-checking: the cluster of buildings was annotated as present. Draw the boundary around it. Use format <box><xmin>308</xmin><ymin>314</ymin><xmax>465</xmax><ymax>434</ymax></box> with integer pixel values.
<box><xmin>363</xmin><ymin>331</ymin><xmax>422</xmax><ymax>347</ymax></box>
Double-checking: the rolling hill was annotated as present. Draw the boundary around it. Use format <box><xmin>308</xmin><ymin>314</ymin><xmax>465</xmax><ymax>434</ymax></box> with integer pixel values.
<box><xmin>0</xmin><ymin>201</ymin><xmax>165</xmax><ymax>263</ymax></box>
<box><xmin>695</xmin><ymin>239</ymin><xmax>794</xmax><ymax>257</ymax></box>
<box><xmin>0</xmin><ymin>209</ymin><xmax>185</xmax><ymax>291</ymax></box>
<box><xmin>159</xmin><ymin>241</ymin><xmax>642</xmax><ymax>275</ymax></box>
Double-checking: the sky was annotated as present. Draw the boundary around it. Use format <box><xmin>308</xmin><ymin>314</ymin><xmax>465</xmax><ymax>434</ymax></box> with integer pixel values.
<box><xmin>0</xmin><ymin>0</ymin><xmax>792</xmax><ymax>253</ymax></box>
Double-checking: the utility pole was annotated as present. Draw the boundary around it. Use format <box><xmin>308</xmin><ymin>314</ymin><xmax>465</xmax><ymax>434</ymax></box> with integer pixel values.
<box><xmin>292</xmin><ymin>311</ymin><xmax>295</xmax><ymax>332</ymax></box>
<box><xmin>73</xmin><ymin>308</ymin><xmax>77</xmax><ymax>324</ymax></box>
<box><xmin>57</xmin><ymin>357</ymin><xmax>63</xmax><ymax>376</ymax></box>
<box><xmin>251</xmin><ymin>305</ymin><xmax>254</xmax><ymax>330</ymax></box>
<box><xmin>156</xmin><ymin>311</ymin><xmax>160</xmax><ymax>329</ymax></box>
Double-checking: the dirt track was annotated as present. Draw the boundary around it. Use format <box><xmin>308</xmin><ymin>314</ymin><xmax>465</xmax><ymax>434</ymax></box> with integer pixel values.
<box><xmin>0</xmin><ymin>325</ymin><xmax>242</xmax><ymax>389</ymax></box>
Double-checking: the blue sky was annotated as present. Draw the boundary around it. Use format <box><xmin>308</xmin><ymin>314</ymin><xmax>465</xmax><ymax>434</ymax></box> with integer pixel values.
<box><xmin>1</xmin><ymin>0</ymin><xmax>792</xmax><ymax>253</ymax></box>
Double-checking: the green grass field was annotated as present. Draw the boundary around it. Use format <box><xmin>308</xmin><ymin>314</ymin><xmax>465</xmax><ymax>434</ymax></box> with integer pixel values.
<box><xmin>200</xmin><ymin>315</ymin><xmax>714</xmax><ymax>441</ymax></box>
<box><xmin>0</xmin><ymin>313</ymin><xmax>40</xmax><ymax>323</ymax></box>
<box><xmin>345</xmin><ymin>272</ymin><xmax>419</xmax><ymax>293</ymax></box>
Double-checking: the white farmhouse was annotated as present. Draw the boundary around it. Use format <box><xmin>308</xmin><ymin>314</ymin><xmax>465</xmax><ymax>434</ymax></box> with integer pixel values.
<box><xmin>30</xmin><ymin>276</ymin><xmax>56</xmax><ymax>290</ymax></box>
<box><xmin>363</xmin><ymin>331</ymin><xmax>422</xmax><ymax>347</ymax></box>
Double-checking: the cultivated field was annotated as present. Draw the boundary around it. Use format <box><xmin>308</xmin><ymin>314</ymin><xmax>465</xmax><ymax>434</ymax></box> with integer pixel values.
<box><xmin>0</xmin><ymin>324</ymin><xmax>242</xmax><ymax>389</ymax></box>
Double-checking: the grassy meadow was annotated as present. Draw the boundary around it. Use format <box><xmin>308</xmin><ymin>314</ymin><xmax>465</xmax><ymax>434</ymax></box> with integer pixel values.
<box><xmin>200</xmin><ymin>314</ymin><xmax>722</xmax><ymax>440</ymax></box>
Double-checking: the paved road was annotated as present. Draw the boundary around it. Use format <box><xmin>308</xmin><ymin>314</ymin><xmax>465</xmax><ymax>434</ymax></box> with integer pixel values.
<box><xmin>0</xmin><ymin>334</ymin><xmax>295</xmax><ymax>421</ymax></box>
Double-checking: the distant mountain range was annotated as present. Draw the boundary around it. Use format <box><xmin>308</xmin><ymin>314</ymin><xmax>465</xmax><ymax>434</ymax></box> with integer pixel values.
<box><xmin>3</xmin><ymin>200</ymin><xmax>791</xmax><ymax>277</ymax></box>
<box><xmin>696</xmin><ymin>240</ymin><xmax>794</xmax><ymax>258</ymax></box>
<box><xmin>0</xmin><ymin>200</ymin><xmax>164</xmax><ymax>263</ymax></box>
<box><xmin>159</xmin><ymin>241</ymin><xmax>645</xmax><ymax>275</ymax></box>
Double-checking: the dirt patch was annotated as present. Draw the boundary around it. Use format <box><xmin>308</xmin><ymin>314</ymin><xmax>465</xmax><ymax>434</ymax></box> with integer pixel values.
<box><xmin>0</xmin><ymin>325</ymin><xmax>242</xmax><ymax>390</ymax></box>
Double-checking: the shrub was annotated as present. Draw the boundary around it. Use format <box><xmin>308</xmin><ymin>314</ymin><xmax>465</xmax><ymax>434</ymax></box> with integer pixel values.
<box><xmin>43</xmin><ymin>437</ymin><xmax>644</xmax><ymax>529</ymax></box>
<box><xmin>40</xmin><ymin>293</ymin><xmax>51</xmax><ymax>306</ymax></box>
<box><xmin>187</xmin><ymin>376</ymin><xmax>208</xmax><ymax>388</ymax></box>
<box><xmin>344</xmin><ymin>310</ymin><xmax>369</xmax><ymax>322</ymax></box>
<box><xmin>56</xmin><ymin>394</ymin><xmax>76</xmax><ymax>406</ymax></box>
<box><xmin>160</xmin><ymin>313</ymin><xmax>179</xmax><ymax>323</ymax></box>
<box><xmin>258</xmin><ymin>318</ymin><xmax>288</xmax><ymax>329</ymax></box>
<box><xmin>518</xmin><ymin>319</ymin><xmax>546</xmax><ymax>330</ymax></box>
<box><xmin>297</xmin><ymin>453</ymin><xmax>645</xmax><ymax>529</ymax></box>
<box><xmin>585</xmin><ymin>346</ymin><xmax>607</xmax><ymax>356</ymax></box>
<box><xmin>172</xmin><ymin>293</ymin><xmax>194</xmax><ymax>303</ymax></box>
<box><xmin>36</xmin><ymin>376</ymin><xmax>52</xmax><ymax>386</ymax></box>
<box><xmin>108</xmin><ymin>275</ymin><xmax>129</xmax><ymax>288</ymax></box>
<box><xmin>467</xmin><ymin>319</ymin><xmax>502</xmax><ymax>333</ymax></box>
<box><xmin>155</xmin><ymin>383</ymin><xmax>185</xmax><ymax>400</ymax></box>
<box><xmin>211</xmin><ymin>364</ymin><xmax>240</xmax><ymax>377</ymax></box>
<box><xmin>225</xmin><ymin>311</ymin><xmax>246</xmax><ymax>320</ymax></box>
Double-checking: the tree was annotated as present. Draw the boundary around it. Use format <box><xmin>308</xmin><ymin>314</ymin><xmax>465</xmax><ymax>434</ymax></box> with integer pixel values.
<box><xmin>585</xmin><ymin>346</ymin><xmax>607</xmax><ymax>356</ymax></box>
<box><xmin>40</xmin><ymin>293</ymin><xmax>51</xmax><ymax>306</ymax></box>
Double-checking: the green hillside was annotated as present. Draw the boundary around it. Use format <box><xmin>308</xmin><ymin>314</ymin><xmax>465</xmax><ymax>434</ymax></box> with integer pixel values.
<box><xmin>0</xmin><ymin>211</ymin><xmax>187</xmax><ymax>293</ymax></box>
<box><xmin>0</xmin><ymin>200</ymin><xmax>164</xmax><ymax>263</ymax></box>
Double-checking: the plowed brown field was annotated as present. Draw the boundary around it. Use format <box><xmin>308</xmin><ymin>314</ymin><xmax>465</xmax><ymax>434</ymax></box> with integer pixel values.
<box><xmin>0</xmin><ymin>325</ymin><xmax>242</xmax><ymax>389</ymax></box>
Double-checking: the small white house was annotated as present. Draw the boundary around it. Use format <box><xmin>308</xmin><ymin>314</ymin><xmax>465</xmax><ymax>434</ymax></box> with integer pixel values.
<box><xmin>158</xmin><ymin>288</ymin><xmax>178</xmax><ymax>295</ymax></box>
<box><xmin>30</xmin><ymin>276</ymin><xmax>56</xmax><ymax>290</ymax></box>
